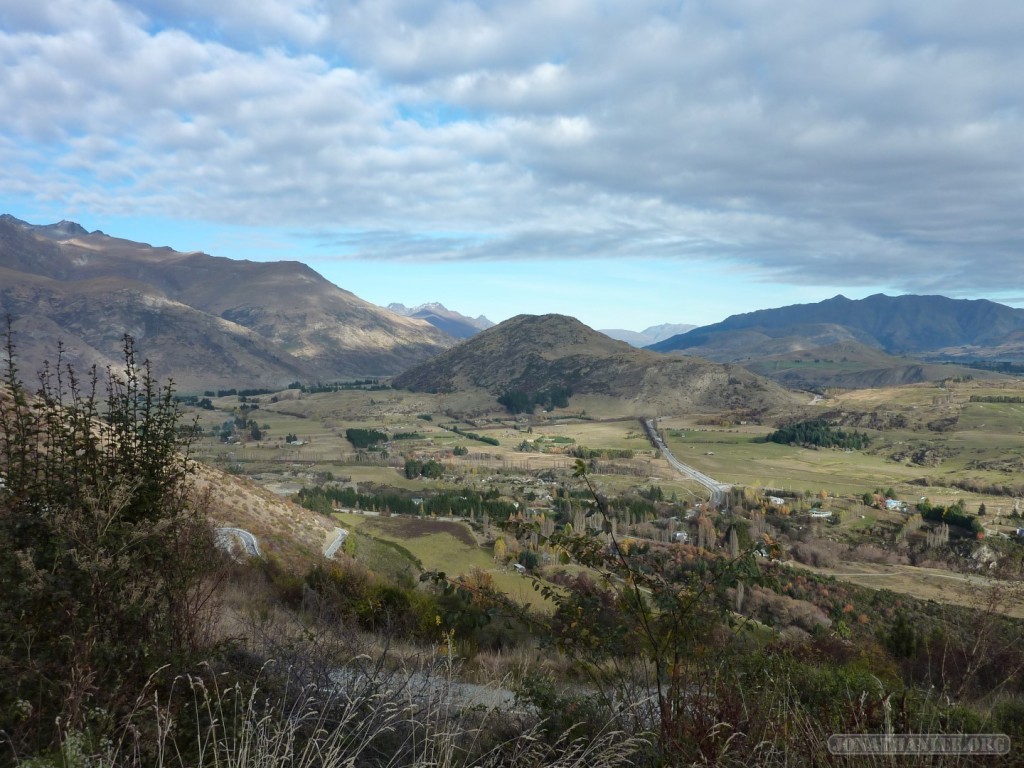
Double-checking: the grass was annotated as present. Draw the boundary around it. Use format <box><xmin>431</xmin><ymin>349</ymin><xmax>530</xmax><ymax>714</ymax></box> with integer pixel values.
<box><xmin>797</xmin><ymin>560</ymin><xmax>1024</xmax><ymax>618</ymax></box>
<box><xmin>332</xmin><ymin>513</ymin><xmax>544</xmax><ymax>608</ymax></box>
<box><xmin>47</xmin><ymin>659</ymin><xmax>646</xmax><ymax>768</ymax></box>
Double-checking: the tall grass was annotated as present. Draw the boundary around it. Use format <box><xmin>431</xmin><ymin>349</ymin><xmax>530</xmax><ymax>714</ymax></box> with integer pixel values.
<box><xmin>23</xmin><ymin>657</ymin><xmax>646</xmax><ymax>768</ymax></box>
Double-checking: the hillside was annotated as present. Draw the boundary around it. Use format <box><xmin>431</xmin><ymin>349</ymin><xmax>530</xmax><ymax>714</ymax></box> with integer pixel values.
<box><xmin>194</xmin><ymin>461</ymin><xmax>336</xmax><ymax>572</ymax></box>
<box><xmin>393</xmin><ymin>313</ymin><xmax>798</xmax><ymax>416</ymax></box>
<box><xmin>0</xmin><ymin>215</ymin><xmax>454</xmax><ymax>389</ymax></box>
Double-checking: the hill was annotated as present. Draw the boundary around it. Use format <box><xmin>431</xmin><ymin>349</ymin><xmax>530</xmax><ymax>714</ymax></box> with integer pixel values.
<box><xmin>648</xmin><ymin>294</ymin><xmax>1024</xmax><ymax>388</ymax></box>
<box><xmin>387</xmin><ymin>301</ymin><xmax>493</xmax><ymax>339</ymax></box>
<box><xmin>392</xmin><ymin>313</ymin><xmax>798</xmax><ymax>416</ymax></box>
<box><xmin>0</xmin><ymin>215</ymin><xmax>453</xmax><ymax>389</ymax></box>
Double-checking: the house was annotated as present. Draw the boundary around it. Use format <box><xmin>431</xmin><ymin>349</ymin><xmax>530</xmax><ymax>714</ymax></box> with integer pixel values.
<box><xmin>809</xmin><ymin>509</ymin><xmax>833</xmax><ymax>519</ymax></box>
<box><xmin>769</xmin><ymin>496</ymin><xmax>786</xmax><ymax>507</ymax></box>
<box><xmin>885</xmin><ymin>499</ymin><xmax>907</xmax><ymax>512</ymax></box>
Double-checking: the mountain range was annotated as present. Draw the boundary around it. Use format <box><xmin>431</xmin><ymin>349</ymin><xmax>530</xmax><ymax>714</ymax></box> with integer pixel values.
<box><xmin>648</xmin><ymin>294</ymin><xmax>1024</xmax><ymax>388</ymax></box>
<box><xmin>651</xmin><ymin>294</ymin><xmax>1024</xmax><ymax>358</ymax></box>
<box><xmin>0</xmin><ymin>215</ymin><xmax>453</xmax><ymax>389</ymax></box>
<box><xmin>6</xmin><ymin>215</ymin><xmax>1024</xmax><ymax>398</ymax></box>
<box><xmin>387</xmin><ymin>302</ymin><xmax>494</xmax><ymax>339</ymax></box>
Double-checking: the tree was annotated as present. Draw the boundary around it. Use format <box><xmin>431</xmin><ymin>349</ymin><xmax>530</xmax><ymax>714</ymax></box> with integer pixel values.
<box><xmin>0</xmin><ymin>333</ymin><xmax>218</xmax><ymax>755</ymax></box>
<box><xmin>424</xmin><ymin>459</ymin><xmax>765</xmax><ymax>761</ymax></box>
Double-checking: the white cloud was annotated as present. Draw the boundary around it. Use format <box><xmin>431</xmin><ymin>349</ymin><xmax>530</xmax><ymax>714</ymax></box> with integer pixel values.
<box><xmin>1</xmin><ymin>0</ymin><xmax>1024</xmax><ymax>298</ymax></box>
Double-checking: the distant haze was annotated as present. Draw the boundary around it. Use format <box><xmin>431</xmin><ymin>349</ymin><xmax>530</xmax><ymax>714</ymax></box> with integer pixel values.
<box><xmin>601</xmin><ymin>324</ymin><xmax>697</xmax><ymax>348</ymax></box>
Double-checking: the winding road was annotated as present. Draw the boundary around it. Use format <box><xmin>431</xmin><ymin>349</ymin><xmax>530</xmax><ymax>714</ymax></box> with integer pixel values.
<box><xmin>643</xmin><ymin>419</ymin><xmax>731</xmax><ymax>508</ymax></box>
<box><xmin>215</xmin><ymin>527</ymin><xmax>261</xmax><ymax>558</ymax></box>
<box><xmin>324</xmin><ymin>527</ymin><xmax>349</xmax><ymax>559</ymax></box>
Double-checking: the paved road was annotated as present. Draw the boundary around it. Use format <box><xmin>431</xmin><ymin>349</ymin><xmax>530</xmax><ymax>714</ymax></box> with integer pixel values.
<box><xmin>215</xmin><ymin>527</ymin><xmax>261</xmax><ymax>558</ymax></box>
<box><xmin>642</xmin><ymin>419</ymin><xmax>731</xmax><ymax>508</ymax></box>
<box><xmin>324</xmin><ymin>527</ymin><xmax>349</xmax><ymax>559</ymax></box>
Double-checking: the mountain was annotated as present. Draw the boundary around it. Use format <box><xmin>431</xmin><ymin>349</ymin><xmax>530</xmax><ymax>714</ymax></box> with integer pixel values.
<box><xmin>387</xmin><ymin>302</ymin><xmax>494</xmax><ymax>339</ymax></box>
<box><xmin>0</xmin><ymin>215</ymin><xmax>454</xmax><ymax>389</ymax></box>
<box><xmin>393</xmin><ymin>313</ymin><xmax>797</xmax><ymax>415</ymax></box>
<box><xmin>601</xmin><ymin>323</ymin><xmax>696</xmax><ymax>347</ymax></box>
<box><xmin>645</xmin><ymin>294</ymin><xmax>1024</xmax><ymax>388</ymax></box>
<box><xmin>650</xmin><ymin>294</ymin><xmax>1024</xmax><ymax>358</ymax></box>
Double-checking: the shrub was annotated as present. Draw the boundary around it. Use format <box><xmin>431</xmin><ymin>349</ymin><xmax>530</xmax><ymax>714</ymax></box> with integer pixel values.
<box><xmin>0</xmin><ymin>334</ymin><xmax>218</xmax><ymax>756</ymax></box>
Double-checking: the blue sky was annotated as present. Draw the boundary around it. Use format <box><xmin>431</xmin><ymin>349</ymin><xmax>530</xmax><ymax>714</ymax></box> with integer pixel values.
<box><xmin>3</xmin><ymin>1</ymin><xmax>1024</xmax><ymax>330</ymax></box>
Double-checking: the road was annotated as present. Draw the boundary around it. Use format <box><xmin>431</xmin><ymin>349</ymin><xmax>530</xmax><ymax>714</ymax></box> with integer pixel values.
<box><xmin>642</xmin><ymin>419</ymin><xmax>731</xmax><ymax>508</ymax></box>
<box><xmin>215</xmin><ymin>527</ymin><xmax>261</xmax><ymax>558</ymax></box>
<box><xmin>324</xmin><ymin>527</ymin><xmax>349</xmax><ymax>559</ymax></box>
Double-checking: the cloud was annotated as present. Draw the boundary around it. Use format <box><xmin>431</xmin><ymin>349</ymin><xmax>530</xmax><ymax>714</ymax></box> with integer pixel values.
<box><xmin>1</xmin><ymin>0</ymin><xmax>1024</xmax><ymax>298</ymax></box>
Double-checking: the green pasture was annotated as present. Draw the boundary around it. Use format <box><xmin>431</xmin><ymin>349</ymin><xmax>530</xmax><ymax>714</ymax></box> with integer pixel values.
<box><xmin>333</xmin><ymin>513</ymin><xmax>543</xmax><ymax>607</ymax></box>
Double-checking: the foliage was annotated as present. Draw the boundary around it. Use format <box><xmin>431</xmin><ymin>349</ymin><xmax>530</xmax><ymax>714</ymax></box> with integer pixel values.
<box><xmin>917</xmin><ymin>498</ymin><xmax>984</xmax><ymax>534</ymax></box>
<box><xmin>570</xmin><ymin>446</ymin><xmax>635</xmax><ymax>460</ymax></box>
<box><xmin>497</xmin><ymin>386</ymin><xmax>573</xmax><ymax>414</ymax></box>
<box><xmin>295</xmin><ymin>484</ymin><xmax>517</xmax><ymax>520</ymax></box>
<box><xmin>445</xmin><ymin>424</ymin><xmax>499</xmax><ymax>446</ymax></box>
<box><xmin>766</xmin><ymin>419</ymin><xmax>870</xmax><ymax>449</ymax></box>
<box><xmin>404</xmin><ymin>458</ymin><xmax>444</xmax><ymax>479</ymax></box>
<box><xmin>392</xmin><ymin>431</ymin><xmax>423</xmax><ymax>440</ymax></box>
<box><xmin>344</xmin><ymin>427</ymin><xmax>388</xmax><ymax>449</ymax></box>
<box><xmin>0</xmin><ymin>334</ymin><xmax>218</xmax><ymax>756</ymax></box>
<box><xmin>429</xmin><ymin>460</ymin><xmax>767</xmax><ymax>761</ymax></box>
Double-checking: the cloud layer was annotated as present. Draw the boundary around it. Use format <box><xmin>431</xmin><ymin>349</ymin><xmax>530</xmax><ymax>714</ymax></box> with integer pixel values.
<box><xmin>2</xmin><ymin>0</ymin><xmax>1022</xmax><ymax>294</ymax></box>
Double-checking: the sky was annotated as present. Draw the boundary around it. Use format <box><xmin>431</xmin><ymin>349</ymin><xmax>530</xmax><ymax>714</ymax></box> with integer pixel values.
<box><xmin>2</xmin><ymin>0</ymin><xmax>1024</xmax><ymax>331</ymax></box>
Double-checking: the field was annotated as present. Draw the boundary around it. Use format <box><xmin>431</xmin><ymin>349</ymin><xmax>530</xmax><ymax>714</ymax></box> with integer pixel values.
<box><xmin>182</xmin><ymin>377</ymin><xmax>1024</xmax><ymax>521</ymax></box>
<box><xmin>182</xmin><ymin>377</ymin><xmax>1024</xmax><ymax>615</ymax></box>
<box><xmin>333</xmin><ymin>512</ymin><xmax>544</xmax><ymax>607</ymax></box>
<box><xmin>796</xmin><ymin>560</ymin><xmax>1024</xmax><ymax>618</ymax></box>
<box><xmin>658</xmin><ymin>379</ymin><xmax>1024</xmax><ymax>511</ymax></box>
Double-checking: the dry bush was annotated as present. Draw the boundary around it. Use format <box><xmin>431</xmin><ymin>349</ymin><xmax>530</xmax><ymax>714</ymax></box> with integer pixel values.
<box><xmin>790</xmin><ymin>540</ymin><xmax>840</xmax><ymax>568</ymax></box>
<box><xmin>743</xmin><ymin>586</ymin><xmax>832</xmax><ymax>633</ymax></box>
<box><xmin>850</xmin><ymin>543</ymin><xmax>909</xmax><ymax>565</ymax></box>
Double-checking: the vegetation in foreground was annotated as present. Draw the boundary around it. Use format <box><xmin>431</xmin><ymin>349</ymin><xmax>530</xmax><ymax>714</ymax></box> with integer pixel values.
<box><xmin>3</xmin><ymin>338</ymin><xmax>1024</xmax><ymax>766</ymax></box>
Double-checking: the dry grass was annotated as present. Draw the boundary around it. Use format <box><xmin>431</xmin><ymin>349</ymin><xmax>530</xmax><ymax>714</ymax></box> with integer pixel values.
<box><xmin>192</xmin><ymin>462</ymin><xmax>334</xmax><ymax>570</ymax></box>
<box><xmin>794</xmin><ymin>560</ymin><xmax>1024</xmax><ymax>618</ymax></box>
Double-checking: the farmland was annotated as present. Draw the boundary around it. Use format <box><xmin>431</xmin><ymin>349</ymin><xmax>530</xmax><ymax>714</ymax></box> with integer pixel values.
<box><xmin>178</xmin><ymin>375</ymin><xmax>1024</xmax><ymax>615</ymax></box>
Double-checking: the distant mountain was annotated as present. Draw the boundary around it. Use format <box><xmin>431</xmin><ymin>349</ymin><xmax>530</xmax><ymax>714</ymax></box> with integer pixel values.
<box><xmin>601</xmin><ymin>323</ymin><xmax>696</xmax><ymax>347</ymax></box>
<box><xmin>387</xmin><ymin>302</ymin><xmax>494</xmax><ymax>339</ymax></box>
<box><xmin>647</xmin><ymin>294</ymin><xmax>1024</xmax><ymax>388</ymax></box>
<box><xmin>393</xmin><ymin>314</ymin><xmax>797</xmax><ymax>416</ymax></box>
<box><xmin>651</xmin><ymin>294</ymin><xmax>1024</xmax><ymax>357</ymax></box>
<box><xmin>0</xmin><ymin>215</ymin><xmax>454</xmax><ymax>389</ymax></box>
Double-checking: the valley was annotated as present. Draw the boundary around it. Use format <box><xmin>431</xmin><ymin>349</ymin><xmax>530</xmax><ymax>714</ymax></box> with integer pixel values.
<box><xmin>179</xmin><ymin>372</ymin><xmax>1024</xmax><ymax>621</ymax></box>
<box><xmin>6</xmin><ymin>217</ymin><xmax>1024</xmax><ymax>765</ymax></box>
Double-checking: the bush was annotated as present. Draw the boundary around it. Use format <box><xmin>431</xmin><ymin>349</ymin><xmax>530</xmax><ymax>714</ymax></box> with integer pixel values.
<box><xmin>791</xmin><ymin>540</ymin><xmax>839</xmax><ymax>568</ymax></box>
<box><xmin>0</xmin><ymin>334</ymin><xmax>218</xmax><ymax>756</ymax></box>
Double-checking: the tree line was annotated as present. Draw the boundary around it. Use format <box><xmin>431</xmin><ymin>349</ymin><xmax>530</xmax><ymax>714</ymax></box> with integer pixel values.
<box><xmin>765</xmin><ymin>419</ymin><xmax>870</xmax><ymax>449</ymax></box>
